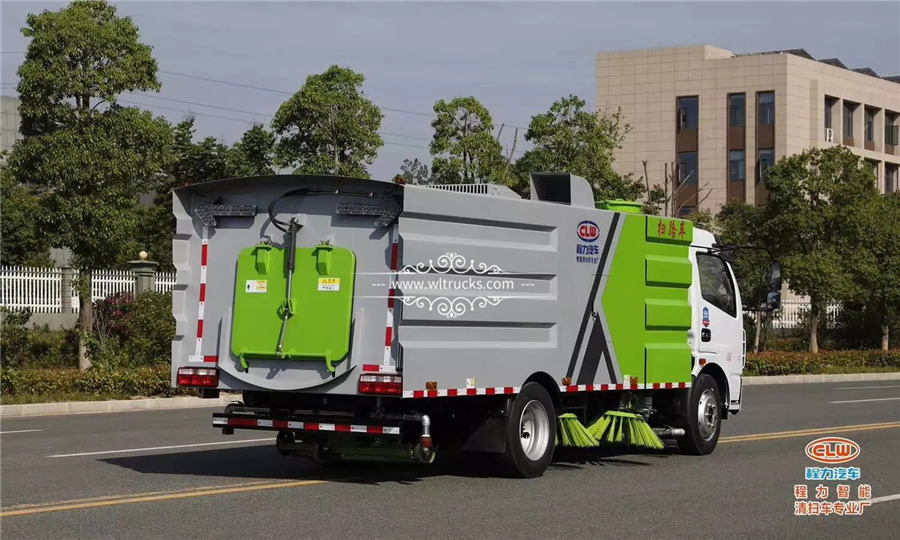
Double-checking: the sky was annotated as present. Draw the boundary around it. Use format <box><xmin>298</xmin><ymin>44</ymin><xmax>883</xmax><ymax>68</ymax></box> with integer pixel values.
<box><xmin>2</xmin><ymin>0</ymin><xmax>899</xmax><ymax>180</ymax></box>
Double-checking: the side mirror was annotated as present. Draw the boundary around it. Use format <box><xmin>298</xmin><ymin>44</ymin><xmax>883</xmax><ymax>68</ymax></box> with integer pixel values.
<box><xmin>765</xmin><ymin>261</ymin><xmax>782</xmax><ymax>311</ymax></box>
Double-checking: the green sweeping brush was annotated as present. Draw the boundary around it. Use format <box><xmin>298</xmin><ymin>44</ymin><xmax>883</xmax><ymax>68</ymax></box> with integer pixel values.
<box><xmin>587</xmin><ymin>410</ymin><xmax>665</xmax><ymax>450</ymax></box>
<box><xmin>556</xmin><ymin>413</ymin><xmax>599</xmax><ymax>448</ymax></box>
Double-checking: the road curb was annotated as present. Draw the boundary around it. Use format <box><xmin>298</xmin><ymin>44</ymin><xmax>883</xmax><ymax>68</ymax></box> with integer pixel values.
<box><xmin>742</xmin><ymin>372</ymin><xmax>900</xmax><ymax>385</ymax></box>
<box><xmin>0</xmin><ymin>393</ymin><xmax>242</xmax><ymax>419</ymax></box>
<box><xmin>3</xmin><ymin>373</ymin><xmax>899</xmax><ymax>418</ymax></box>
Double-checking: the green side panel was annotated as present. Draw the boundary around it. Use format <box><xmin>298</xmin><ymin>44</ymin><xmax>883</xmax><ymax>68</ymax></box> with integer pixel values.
<box><xmin>645</xmin><ymin>299</ymin><xmax>692</xmax><ymax>330</ymax></box>
<box><xmin>230</xmin><ymin>243</ymin><xmax>356</xmax><ymax>371</ymax></box>
<box><xmin>603</xmin><ymin>214</ymin><xmax>694</xmax><ymax>386</ymax></box>
<box><xmin>645</xmin><ymin>255</ymin><xmax>692</xmax><ymax>288</ymax></box>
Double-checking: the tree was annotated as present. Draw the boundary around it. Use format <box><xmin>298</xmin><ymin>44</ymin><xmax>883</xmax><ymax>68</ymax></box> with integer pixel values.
<box><xmin>398</xmin><ymin>158</ymin><xmax>431</xmax><ymax>185</ymax></box>
<box><xmin>272</xmin><ymin>65</ymin><xmax>383</xmax><ymax>178</ymax></box>
<box><xmin>715</xmin><ymin>200</ymin><xmax>772</xmax><ymax>352</ymax></box>
<box><xmin>842</xmin><ymin>193</ymin><xmax>900</xmax><ymax>350</ymax></box>
<box><xmin>517</xmin><ymin>95</ymin><xmax>644</xmax><ymax>202</ymax></box>
<box><xmin>430</xmin><ymin>96</ymin><xmax>504</xmax><ymax>184</ymax></box>
<box><xmin>761</xmin><ymin>146</ymin><xmax>878</xmax><ymax>353</ymax></box>
<box><xmin>132</xmin><ymin>117</ymin><xmax>243</xmax><ymax>271</ymax></box>
<box><xmin>230</xmin><ymin>123</ymin><xmax>276</xmax><ymax>177</ymax></box>
<box><xmin>8</xmin><ymin>0</ymin><xmax>173</xmax><ymax>370</ymax></box>
<box><xmin>642</xmin><ymin>160</ymin><xmax>712</xmax><ymax>218</ymax></box>
<box><xmin>0</xmin><ymin>165</ymin><xmax>53</xmax><ymax>267</ymax></box>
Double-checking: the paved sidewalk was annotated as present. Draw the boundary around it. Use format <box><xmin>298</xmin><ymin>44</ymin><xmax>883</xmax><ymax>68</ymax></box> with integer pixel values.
<box><xmin>2</xmin><ymin>372</ymin><xmax>898</xmax><ymax>418</ymax></box>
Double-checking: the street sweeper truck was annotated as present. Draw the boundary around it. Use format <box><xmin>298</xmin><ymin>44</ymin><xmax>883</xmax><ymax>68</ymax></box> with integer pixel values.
<box><xmin>170</xmin><ymin>172</ymin><xmax>782</xmax><ymax>478</ymax></box>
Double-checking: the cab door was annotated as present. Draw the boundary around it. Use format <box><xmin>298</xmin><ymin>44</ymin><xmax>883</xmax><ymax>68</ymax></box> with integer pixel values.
<box><xmin>694</xmin><ymin>252</ymin><xmax>743</xmax><ymax>407</ymax></box>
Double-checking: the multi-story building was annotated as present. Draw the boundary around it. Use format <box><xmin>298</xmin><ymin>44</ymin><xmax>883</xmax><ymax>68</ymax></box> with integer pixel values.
<box><xmin>1</xmin><ymin>95</ymin><xmax>24</xmax><ymax>161</ymax></box>
<box><xmin>596</xmin><ymin>45</ymin><xmax>900</xmax><ymax>215</ymax></box>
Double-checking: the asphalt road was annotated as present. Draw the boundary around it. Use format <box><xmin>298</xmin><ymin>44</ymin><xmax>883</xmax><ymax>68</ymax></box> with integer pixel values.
<box><xmin>1</xmin><ymin>382</ymin><xmax>898</xmax><ymax>539</ymax></box>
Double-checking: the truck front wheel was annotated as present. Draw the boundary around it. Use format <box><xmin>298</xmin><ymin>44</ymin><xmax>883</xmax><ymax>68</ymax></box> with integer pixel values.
<box><xmin>677</xmin><ymin>373</ymin><xmax>722</xmax><ymax>456</ymax></box>
<box><xmin>494</xmin><ymin>382</ymin><xmax>556</xmax><ymax>478</ymax></box>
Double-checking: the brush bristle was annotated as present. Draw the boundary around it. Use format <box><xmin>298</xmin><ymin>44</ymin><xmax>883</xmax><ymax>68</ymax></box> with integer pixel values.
<box><xmin>586</xmin><ymin>410</ymin><xmax>665</xmax><ymax>450</ymax></box>
<box><xmin>556</xmin><ymin>413</ymin><xmax>599</xmax><ymax>447</ymax></box>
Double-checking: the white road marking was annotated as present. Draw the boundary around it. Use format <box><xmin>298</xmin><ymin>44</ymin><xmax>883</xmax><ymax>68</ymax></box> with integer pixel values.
<box><xmin>0</xmin><ymin>429</ymin><xmax>43</xmax><ymax>434</ymax></box>
<box><xmin>869</xmin><ymin>493</ymin><xmax>900</xmax><ymax>505</ymax></box>
<box><xmin>836</xmin><ymin>385</ymin><xmax>900</xmax><ymax>390</ymax></box>
<box><xmin>48</xmin><ymin>437</ymin><xmax>274</xmax><ymax>458</ymax></box>
<box><xmin>829</xmin><ymin>397</ymin><xmax>900</xmax><ymax>404</ymax></box>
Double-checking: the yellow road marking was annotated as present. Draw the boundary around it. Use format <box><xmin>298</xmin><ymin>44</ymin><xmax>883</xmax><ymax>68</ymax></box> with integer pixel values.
<box><xmin>3</xmin><ymin>422</ymin><xmax>898</xmax><ymax>517</ymax></box>
<box><xmin>0</xmin><ymin>480</ymin><xmax>325</xmax><ymax>517</ymax></box>
<box><xmin>720</xmin><ymin>421</ymin><xmax>900</xmax><ymax>444</ymax></box>
<box><xmin>1</xmin><ymin>480</ymin><xmax>280</xmax><ymax>511</ymax></box>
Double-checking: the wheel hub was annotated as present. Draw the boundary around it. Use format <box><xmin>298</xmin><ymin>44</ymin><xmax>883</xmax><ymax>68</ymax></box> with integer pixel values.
<box><xmin>519</xmin><ymin>399</ymin><xmax>550</xmax><ymax>461</ymax></box>
<box><xmin>697</xmin><ymin>389</ymin><xmax>719</xmax><ymax>441</ymax></box>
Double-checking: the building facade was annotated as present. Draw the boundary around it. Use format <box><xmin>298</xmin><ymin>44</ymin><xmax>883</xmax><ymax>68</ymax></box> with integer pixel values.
<box><xmin>596</xmin><ymin>45</ymin><xmax>900</xmax><ymax>214</ymax></box>
<box><xmin>1</xmin><ymin>95</ymin><xmax>24</xmax><ymax>161</ymax></box>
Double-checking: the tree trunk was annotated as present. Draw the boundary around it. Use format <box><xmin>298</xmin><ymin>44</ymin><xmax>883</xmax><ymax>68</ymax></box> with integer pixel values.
<box><xmin>77</xmin><ymin>271</ymin><xmax>93</xmax><ymax>371</ymax></box>
<box><xmin>809</xmin><ymin>303</ymin><xmax>820</xmax><ymax>354</ymax></box>
<box><xmin>753</xmin><ymin>311</ymin><xmax>761</xmax><ymax>353</ymax></box>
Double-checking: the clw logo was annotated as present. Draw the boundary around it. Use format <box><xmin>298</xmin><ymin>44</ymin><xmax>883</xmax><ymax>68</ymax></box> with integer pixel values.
<box><xmin>805</xmin><ymin>437</ymin><xmax>860</xmax><ymax>464</ymax></box>
<box><xmin>578</xmin><ymin>221</ymin><xmax>600</xmax><ymax>242</ymax></box>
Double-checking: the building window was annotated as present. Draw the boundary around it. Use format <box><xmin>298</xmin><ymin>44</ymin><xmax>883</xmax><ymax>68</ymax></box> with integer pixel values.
<box><xmin>887</xmin><ymin>165</ymin><xmax>898</xmax><ymax>194</ymax></box>
<box><xmin>865</xmin><ymin>109</ymin><xmax>875</xmax><ymax>143</ymax></box>
<box><xmin>729</xmin><ymin>150</ymin><xmax>746</xmax><ymax>181</ymax></box>
<box><xmin>844</xmin><ymin>103</ymin><xmax>855</xmax><ymax>138</ymax></box>
<box><xmin>824</xmin><ymin>97</ymin><xmax>835</xmax><ymax>130</ymax></box>
<box><xmin>729</xmin><ymin>94</ymin><xmax>745</xmax><ymax>127</ymax></box>
<box><xmin>678</xmin><ymin>151</ymin><xmax>698</xmax><ymax>185</ymax></box>
<box><xmin>758</xmin><ymin>148</ymin><xmax>775</xmax><ymax>184</ymax></box>
<box><xmin>886</xmin><ymin>121</ymin><xmax>899</xmax><ymax>146</ymax></box>
<box><xmin>677</xmin><ymin>96</ymin><xmax>699</xmax><ymax>131</ymax></box>
<box><xmin>757</xmin><ymin>92</ymin><xmax>775</xmax><ymax>125</ymax></box>
<box><xmin>679</xmin><ymin>206</ymin><xmax>694</xmax><ymax>218</ymax></box>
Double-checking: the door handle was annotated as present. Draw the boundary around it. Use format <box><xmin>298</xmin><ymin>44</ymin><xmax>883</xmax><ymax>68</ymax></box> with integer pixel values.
<box><xmin>701</xmin><ymin>328</ymin><xmax>711</xmax><ymax>342</ymax></box>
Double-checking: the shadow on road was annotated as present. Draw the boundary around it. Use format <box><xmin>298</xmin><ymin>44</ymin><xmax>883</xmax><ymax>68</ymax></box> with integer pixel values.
<box><xmin>100</xmin><ymin>444</ymin><xmax>675</xmax><ymax>485</ymax></box>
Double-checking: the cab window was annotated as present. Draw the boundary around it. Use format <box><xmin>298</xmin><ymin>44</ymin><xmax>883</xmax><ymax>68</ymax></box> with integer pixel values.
<box><xmin>697</xmin><ymin>253</ymin><xmax>737</xmax><ymax>318</ymax></box>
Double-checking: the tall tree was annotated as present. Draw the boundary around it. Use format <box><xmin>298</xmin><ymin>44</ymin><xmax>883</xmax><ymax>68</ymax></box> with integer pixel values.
<box><xmin>230</xmin><ymin>123</ymin><xmax>276</xmax><ymax>177</ymax></box>
<box><xmin>715</xmin><ymin>200</ymin><xmax>771</xmax><ymax>352</ymax></box>
<box><xmin>8</xmin><ymin>0</ymin><xmax>173</xmax><ymax>370</ymax></box>
<box><xmin>0</xmin><ymin>165</ymin><xmax>53</xmax><ymax>267</ymax></box>
<box><xmin>272</xmin><ymin>65</ymin><xmax>383</xmax><ymax>178</ymax></box>
<box><xmin>429</xmin><ymin>96</ymin><xmax>504</xmax><ymax>184</ymax></box>
<box><xmin>761</xmin><ymin>146</ymin><xmax>878</xmax><ymax>353</ymax></box>
<box><xmin>398</xmin><ymin>157</ymin><xmax>431</xmax><ymax>185</ymax></box>
<box><xmin>843</xmin><ymin>193</ymin><xmax>900</xmax><ymax>350</ymax></box>
<box><xmin>517</xmin><ymin>95</ymin><xmax>644</xmax><ymax>202</ymax></box>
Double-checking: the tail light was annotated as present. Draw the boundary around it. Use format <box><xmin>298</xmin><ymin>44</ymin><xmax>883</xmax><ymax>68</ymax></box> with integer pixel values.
<box><xmin>178</xmin><ymin>367</ymin><xmax>219</xmax><ymax>387</ymax></box>
<box><xmin>358</xmin><ymin>374</ymin><xmax>402</xmax><ymax>395</ymax></box>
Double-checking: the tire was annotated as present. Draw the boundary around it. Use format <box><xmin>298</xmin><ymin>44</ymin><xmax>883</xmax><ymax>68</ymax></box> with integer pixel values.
<box><xmin>677</xmin><ymin>373</ymin><xmax>722</xmax><ymax>455</ymax></box>
<box><xmin>494</xmin><ymin>382</ymin><xmax>556</xmax><ymax>478</ymax></box>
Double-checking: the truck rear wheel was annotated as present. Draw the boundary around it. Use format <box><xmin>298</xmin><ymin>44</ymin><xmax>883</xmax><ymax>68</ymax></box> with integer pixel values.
<box><xmin>677</xmin><ymin>373</ymin><xmax>722</xmax><ymax>455</ymax></box>
<box><xmin>494</xmin><ymin>382</ymin><xmax>555</xmax><ymax>478</ymax></box>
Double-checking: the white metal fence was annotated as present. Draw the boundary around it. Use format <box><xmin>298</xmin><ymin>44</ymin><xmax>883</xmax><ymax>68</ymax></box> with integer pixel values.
<box><xmin>765</xmin><ymin>301</ymin><xmax>841</xmax><ymax>329</ymax></box>
<box><xmin>0</xmin><ymin>266</ymin><xmax>176</xmax><ymax>314</ymax></box>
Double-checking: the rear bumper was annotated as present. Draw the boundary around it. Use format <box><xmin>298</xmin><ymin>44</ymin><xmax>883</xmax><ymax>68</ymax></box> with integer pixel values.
<box><xmin>212</xmin><ymin>412</ymin><xmax>402</xmax><ymax>436</ymax></box>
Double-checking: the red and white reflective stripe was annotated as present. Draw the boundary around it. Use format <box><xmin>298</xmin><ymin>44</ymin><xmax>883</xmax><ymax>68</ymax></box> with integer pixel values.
<box><xmin>647</xmin><ymin>382</ymin><xmax>689</xmax><ymax>390</ymax></box>
<box><xmin>402</xmin><ymin>382</ymin><xmax>690</xmax><ymax>398</ymax></box>
<box><xmin>191</xmin><ymin>227</ymin><xmax>215</xmax><ymax>363</ymax></box>
<box><xmin>362</xmin><ymin>364</ymin><xmax>399</xmax><ymax>374</ymax></box>
<box><xmin>384</xmin><ymin>225</ymin><xmax>399</xmax><ymax>366</ymax></box>
<box><xmin>402</xmin><ymin>386</ymin><xmax>521</xmax><ymax>399</ymax></box>
<box><xmin>213</xmin><ymin>416</ymin><xmax>400</xmax><ymax>435</ymax></box>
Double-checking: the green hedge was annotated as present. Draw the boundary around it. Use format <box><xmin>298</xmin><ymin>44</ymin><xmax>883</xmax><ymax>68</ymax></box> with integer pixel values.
<box><xmin>745</xmin><ymin>350</ymin><xmax>900</xmax><ymax>376</ymax></box>
<box><xmin>0</xmin><ymin>365</ymin><xmax>193</xmax><ymax>399</ymax></box>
